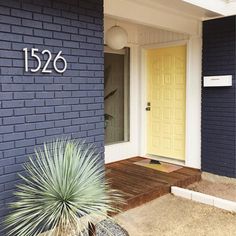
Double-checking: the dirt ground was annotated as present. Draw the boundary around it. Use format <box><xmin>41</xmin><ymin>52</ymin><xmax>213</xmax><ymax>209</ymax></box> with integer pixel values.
<box><xmin>187</xmin><ymin>172</ymin><xmax>236</xmax><ymax>202</ymax></box>
<box><xmin>115</xmin><ymin>194</ymin><xmax>236</xmax><ymax>236</ymax></box>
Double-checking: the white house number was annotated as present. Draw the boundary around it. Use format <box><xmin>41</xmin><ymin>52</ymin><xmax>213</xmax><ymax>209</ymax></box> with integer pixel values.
<box><xmin>23</xmin><ymin>48</ymin><xmax>67</xmax><ymax>74</ymax></box>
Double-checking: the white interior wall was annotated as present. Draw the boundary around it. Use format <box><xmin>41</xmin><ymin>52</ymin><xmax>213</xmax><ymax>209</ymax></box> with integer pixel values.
<box><xmin>138</xmin><ymin>26</ymin><xmax>189</xmax><ymax>45</ymax></box>
<box><xmin>104</xmin><ymin>17</ymin><xmax>201</xmax><ymax>169</ymax></box>
<box><xmin>104</xmin><ymin>17</ymin><xmax>189</xmax><ymax>45</ymax></box>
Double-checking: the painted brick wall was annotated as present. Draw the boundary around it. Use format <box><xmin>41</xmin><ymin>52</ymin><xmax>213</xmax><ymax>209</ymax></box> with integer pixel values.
<box><xmin>0</xmin><ymin>0</ymin><xmax>104</xmax><ymax>230</ymax></box>
<box><xmin>202</xmin><ymin>16</ymin><xmax>236</xmax><ymax>177</ymax></box>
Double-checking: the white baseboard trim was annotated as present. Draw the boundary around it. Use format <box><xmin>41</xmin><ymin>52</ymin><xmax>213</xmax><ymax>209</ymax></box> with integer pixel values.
<box><xmin>171</xmin><ymin>186</ymin><xmax>236</xmax><ymax>212</ymax></box>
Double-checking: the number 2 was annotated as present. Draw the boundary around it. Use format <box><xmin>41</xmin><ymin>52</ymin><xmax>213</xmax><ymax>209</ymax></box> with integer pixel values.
<box><xmin>42</xmin><ymin>50</ymin><xmax>52</xmax><ymax>73</ymax></box>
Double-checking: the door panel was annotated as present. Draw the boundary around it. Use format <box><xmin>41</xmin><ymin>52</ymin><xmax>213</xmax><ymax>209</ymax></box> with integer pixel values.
<box><xmin>147</xmin><ymin>45</ymin><xmax>186</xmax><ymax>160</ymax></box>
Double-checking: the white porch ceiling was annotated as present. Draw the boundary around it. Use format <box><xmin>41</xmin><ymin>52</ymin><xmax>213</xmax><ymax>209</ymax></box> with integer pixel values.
<box><xmin>182</xmin><ymin>0</ymin><xmax>236</xmax><ymax>16</ymax></box>
<box><xmin>104</xmin><ymin>0</ymin><xmax>202</xmax><ymax>36</ymax></box>
<box><xmin>104</xmin><ymin>0</ymin><xmax>235</xmax><ymax>36</ymax></box>
<box><xmin>133</xmin><ymin>0</ymin><xmax>220</xmax><ymax>20</ymax></box>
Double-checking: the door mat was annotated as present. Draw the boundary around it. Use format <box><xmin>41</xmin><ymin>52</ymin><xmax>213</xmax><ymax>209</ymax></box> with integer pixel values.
<box><xmin>134</xmin><ymin>159</ymin><xmax>182</xmax><ymax>173</ymax></box>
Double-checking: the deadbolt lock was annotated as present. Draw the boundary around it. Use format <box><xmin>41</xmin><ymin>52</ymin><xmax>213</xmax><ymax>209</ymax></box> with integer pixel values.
<box><xmin>146</xmin><ymin>102</ymin><xmax>151</xmax><ymax>111</ymax></box>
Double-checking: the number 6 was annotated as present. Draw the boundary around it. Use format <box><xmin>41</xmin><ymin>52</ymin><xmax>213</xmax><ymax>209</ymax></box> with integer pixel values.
<box><xmin>53</xmin><ymin>51</ymin><xmax>67</xmax><ymax>73</ymax></box>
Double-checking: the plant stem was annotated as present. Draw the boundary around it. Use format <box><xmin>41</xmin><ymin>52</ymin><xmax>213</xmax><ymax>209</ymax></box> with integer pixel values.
<box><xmin>88</xmin><ymin>222</ymin><xmax>96</xmax><ymax>236</ymax></box>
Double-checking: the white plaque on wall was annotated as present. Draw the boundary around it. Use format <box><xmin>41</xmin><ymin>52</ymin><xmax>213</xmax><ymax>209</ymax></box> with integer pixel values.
<box><xmin>203</xmin><ymin>75</ymin><xmax>232</xmax><ymax>87</ymax></box>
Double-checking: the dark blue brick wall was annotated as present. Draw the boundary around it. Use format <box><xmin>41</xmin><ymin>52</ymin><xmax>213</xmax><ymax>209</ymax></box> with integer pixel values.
<box><xmin>202</xmin><ymin>16</ymin><xmax>236</xmax><ymax>177</ymax></box>
<box><xmin>0</xmin><ymin>0</ymin><xmax>104</xmax><ymax>231</ymax></box>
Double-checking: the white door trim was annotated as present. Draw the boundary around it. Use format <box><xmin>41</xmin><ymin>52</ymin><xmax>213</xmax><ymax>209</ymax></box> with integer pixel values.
<box><xmin>140</xmin><ymin>39</ymin><xmax>201</xmax><ymax>169</ymax></box>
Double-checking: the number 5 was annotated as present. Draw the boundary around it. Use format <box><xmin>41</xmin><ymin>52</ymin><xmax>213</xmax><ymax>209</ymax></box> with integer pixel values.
<box><xmin>31</xmin><ymin>48</ymin><xmax>41</xmax><ymax>73</ymax></box>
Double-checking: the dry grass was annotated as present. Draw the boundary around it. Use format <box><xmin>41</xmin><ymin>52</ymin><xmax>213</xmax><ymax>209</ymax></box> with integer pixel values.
<box><xmin>188</xmin><ymin>172</ymin><xmax>236</xmax><ymax>202</ymax></box>
<box><xmin>115</xmin><ymin>194</ymin><xmax>236</xmax><ymax>236</ymax></box>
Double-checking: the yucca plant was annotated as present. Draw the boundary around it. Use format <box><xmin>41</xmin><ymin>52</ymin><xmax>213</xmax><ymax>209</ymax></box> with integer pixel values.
<box><xmin>5</xmin><ymin>139</ymin><xmax>124</xmax><ymax>236</ymax></box>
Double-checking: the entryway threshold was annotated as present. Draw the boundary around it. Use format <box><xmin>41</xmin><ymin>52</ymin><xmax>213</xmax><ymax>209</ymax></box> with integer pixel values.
<box><xmin>146</xmin><ymin>154</ymin><xmax>185</xmax><ymax>167</ymax></box>
<box><xmin>171</xmin><ymin>186</ymin><xmax>236</xmax><ymax>212</ymax></box>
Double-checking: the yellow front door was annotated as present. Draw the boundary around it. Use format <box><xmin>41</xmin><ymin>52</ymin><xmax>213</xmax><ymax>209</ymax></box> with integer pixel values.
<box><xmin>147</xmin><ymin>45</ymin><xmax>186</xmax><ymax>161</ymax></box>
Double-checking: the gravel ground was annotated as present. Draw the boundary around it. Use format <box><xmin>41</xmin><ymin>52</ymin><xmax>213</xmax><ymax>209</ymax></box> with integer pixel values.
<box><xmin>187</xmin><ymin>172</ymin><xmax>236</xmax><ymax>202</ymax></box>
<box><xmin>115</xmin><ymin>194</ymin><xmax>236</xmax><ymax>236</ymax></box>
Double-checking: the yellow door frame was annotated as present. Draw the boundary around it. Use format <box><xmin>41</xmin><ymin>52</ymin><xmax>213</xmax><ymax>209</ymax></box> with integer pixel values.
<box><xmin>140</xmin><ymin>40</ymin><xmax>189</xmax><ymax>165</ymax></box>
<box><xmin>146</xmin><ymin>45</ymin><xmax>186</xmax><ymax>161</ymax></box>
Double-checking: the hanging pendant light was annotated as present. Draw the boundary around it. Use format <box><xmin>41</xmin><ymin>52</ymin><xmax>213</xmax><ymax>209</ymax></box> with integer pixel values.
<box><xmin>106</xmin><ymin>25</ymin><xmax>128</xmax><ymax>50</ymax></box>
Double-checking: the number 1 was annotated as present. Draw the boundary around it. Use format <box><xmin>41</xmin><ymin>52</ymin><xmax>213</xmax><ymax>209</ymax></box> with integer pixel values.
<box><xmin>23</xmin><ymin>48</ymin><xmax>28</xmax><ymax>72</ymax></box>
